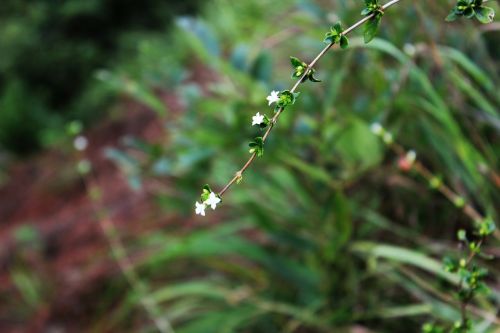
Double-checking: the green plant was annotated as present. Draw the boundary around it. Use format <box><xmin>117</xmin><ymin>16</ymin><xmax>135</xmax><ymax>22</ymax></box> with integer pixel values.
<box><xmin>99</xmin><ymin>0</ymin><xmax>499</xmax><ymax>331</ymax></box>
<box><xmin>198</xmin><ymin>0</ymin><xmax>407</xmax><ymax>215</ymax></box>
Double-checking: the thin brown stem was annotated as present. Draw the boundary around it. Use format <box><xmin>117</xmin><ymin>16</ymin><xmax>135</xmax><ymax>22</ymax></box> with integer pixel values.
<box><xmin>218</xmin><ymin>0</ymin><xmax>405</xmax><ymax>197</ymax></box>
<box><xmin>82</xmin><ymin>175</ymin><xmax>174</xmax><ymax>333</ymax></box>
<box><xmin>391</xmin><ymin>143</ymin><xmax>485</xmax><ymax>225</ymax></box>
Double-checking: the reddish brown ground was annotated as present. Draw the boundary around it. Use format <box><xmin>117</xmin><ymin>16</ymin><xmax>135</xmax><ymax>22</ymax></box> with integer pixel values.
<box><xmin>0</xmin><ymin>96</ymin><xmax>180</xmax><ymax>332</ymax></box>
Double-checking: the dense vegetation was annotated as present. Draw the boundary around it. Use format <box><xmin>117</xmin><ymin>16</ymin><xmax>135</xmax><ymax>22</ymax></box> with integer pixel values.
<box><xmin>0</xmin><ymin>0</ymin><xmax>199</xmax><ymax>154</ymax></box>
<box><xmin>1</xmin><ymin>0</ymin><xmax>499</xmax><ymax>332</ymax></box>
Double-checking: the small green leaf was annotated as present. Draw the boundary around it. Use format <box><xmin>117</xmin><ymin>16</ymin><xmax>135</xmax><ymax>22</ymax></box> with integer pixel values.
<box><xmin>364</xmin><ymin>15</ymin><xmax>382</xmax><ymax>43</ymax></box>
<box><xmin>361</xmin><ymin>8</ymin><xmax>371</xmax><ymax>16</ymax></box>
<box><xmin>290</xmin><ymin>56</ymin><xmax>304</xmax><ymax>68</ymax></box>
<box><xmin>259</xmin><ymin>114</ymin><xmax>271</xmax><ymax>129</ymax></box>
<box><xmin>340</xmin><ymin>35</ymin><xmax>349</xmax><ymax>49</ymax></box>
<box><xmin>201</xmin><ymin>184</ymin><xmax>213</xmax><ymax>201</ymax></box>
<box><xmin>324</xmin><ymin>22</ymin><xmax>345</xmax><ymax>45</ymax></box>
<box><xmin>248</xmin><ymin>137</ymin><xmax>264</xmax><ymax>157</ymax></box>
<box><xmin>307</xmin><ymin>69</ymin><xmax>321</xmax><ymax>82</ymax></box>
<box><xmin>445</xmin><ymin>10</ymin><xmax>459</xmax><ymax>22</ymax></box>
<box><xmin>475</xmin><ymin>6</ymin><xmax>495</xmax><ymax>23</ymax></box>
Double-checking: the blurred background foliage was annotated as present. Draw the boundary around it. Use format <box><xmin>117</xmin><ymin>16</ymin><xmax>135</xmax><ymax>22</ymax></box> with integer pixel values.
<box><xmin>0</xmin><ymin>0</ymin><xmax>499</xmax><ymax>332</ymax></box>
<box><xmin>0</xmin><ymin>0</ymin><xmax>199</xmax><ymax>154</ymax></box>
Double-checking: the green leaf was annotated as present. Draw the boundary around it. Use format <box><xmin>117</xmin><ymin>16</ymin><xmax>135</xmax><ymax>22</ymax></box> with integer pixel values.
<box><xmin>352</xmin><ymin>242</ymin><xmax>461</xmax><ymax>284</ymax></box>
<box><xmin>290</xmin><ymin>56</ymin><xmax>304</xmax><ymax>68</ymax></box>
<box><xmin>307</xmin><ymin>70</ymin><xmax>321</xmax><ymax>82</ymax></box>
<box><xmin>361</xmin><ymin>8</ymin><xmax>371</xmax><ymax>16</ymax></box>
<box><xmin>364</xmin><ymin>15</ymin><xmax>382</xmax><ymax>44</ymax></box>
<box><xmin>201</xmin><ymin>184</ymin><xmax>213</xmax><ymax>201</ymax></box>
<box><xmin>464</xmin><ymin>7</ymin><xmax>475</xmax><ymax>18</ymax></box>
<box><xmin>290</xmin><ymin>56</ymin><xmax>308</xmax><ymax>81</ymax></box>
<box><xmin>475</xmin><ymin>6</ymin><xmax>495</xmax><ymax>23</ymax></box>
<box><xmin>340</xmin><ymin>35</ymin><xmax>349</xmax><ymax>49</ymax></box>
<box><xmin>249</xmin><ymin>137</ymin><xmax>264</xmax><ymax>157</ymax></box>
<box><xmin>277</xmin><ymin>90</ymin><xmax>299</xmax><ymax>108</ymax></box>
<box><xmin>324</xmin><ymin>22</ymin><xmax>344</xmax><ymax>45</ymax></box>
<box><xmin>259</xmin><ymin>114</ymin><xmax>271</xmax><ymax>129</ymax></box>
<box><xmin>445</xmin><ymin>11</ymin><xmax>459</xmax><ymax>22</ymax></box>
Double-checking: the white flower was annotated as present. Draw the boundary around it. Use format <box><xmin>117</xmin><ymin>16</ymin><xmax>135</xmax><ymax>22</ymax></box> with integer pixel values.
<box><xmin>195</xmin><ymin>201</ymin><xmax>206</xmax><ymax>216</ymax></box>
<box><xmin>73</xmin><ymin>136</ymin><xmax>88</xmax><ymax>151</ymax></box>
<box><xmin>252</xmin><ymin>112</ymin><xmax>265</xmax><ymax>126</ymax></box>
<box><xmin>370</xmin><ymin>123</ymin><xmax>384</xmax><ymax>136</ymax></box>
<box><xmin>406</xmin><ymin>150</ymin><xmax>417</xmax><ymax>164</ymax></box>
<box><xmin>266</xmin><ymin>90</ymin><xmax>280</xmax><ymax>106</ymax></box>
<box><xmin>204</xmin><ymin>192</ymin><xmax>221</xmax><ymax>210</ymax></box>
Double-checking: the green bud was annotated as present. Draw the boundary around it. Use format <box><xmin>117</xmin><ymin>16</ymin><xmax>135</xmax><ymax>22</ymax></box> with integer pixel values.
<box><xmin>459</xmin><ymin>258</ymin><xmax>466</xmax><ymax>268</ymax></box>
<box><xmin>476</xmin><ymin>217</ymin><xmax>496</xmax><ymax>236</ymax></box>
<box><xmin>249</xmin><ymin>137</ymin><xmax>264</xmax><ymax>157</ymax></box>
<box><xmin>457</xmin><ymin>229</ymin><xmax>467</xmax><ymax>242</ymax></box>
<box><xmin>453</xmin><ymin>196</ymin><xmax>466</xmax><ymax>208</ymax></box>
<box><xmin>67</xmin><ymin>120</ymin><xmax>83</xmax><ymax>136</ymax></box>
<box><xmin>324</xmin><ymin>22</ymin><xmax>348</xmax><ymax>48</ymax></box>
<box><xmin>277</xmin><ymin>90</ymin><xmax>299</xmax><ymax>108</ymax></box>
<box><xmin>429</xmin><ymin>177</ymin><xmax>442</xmax><ymax>189</ymax></box>
<box><xmin>77</xmin><ymin>159</ymin><xmax>92</xmax><ymax>175</ymax></box>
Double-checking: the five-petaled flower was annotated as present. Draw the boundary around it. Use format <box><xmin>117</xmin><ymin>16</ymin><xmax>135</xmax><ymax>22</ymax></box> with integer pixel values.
<box><xmin>195</xmin><ymin>201</ymin><xmax>206</xmax><ymax>216</ymax></box>
<box><xmin>205</xmin><ymin>192</ymin><xmax>221</xmax><ymax>210</ymax></box>
<box><xmin>252</xmin><ymin>112</ymin><xmax>265</xmax><ymax>126</ymax></box>
<box><xmin>266</xmin><ymin>91</ymin><xmax>280</xmax><ymax>106</ymax></box>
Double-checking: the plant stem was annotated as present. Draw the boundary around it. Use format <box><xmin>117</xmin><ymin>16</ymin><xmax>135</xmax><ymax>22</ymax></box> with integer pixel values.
<box><xmin>218</xmin><ymin>0</ymin><xmax>405</xmax><ymax>197</ymax></box>
<box><xmin>456</xmin><ymin>237</ymin><xmax>484</xmax><ymax>327</ymax></box>
<box><xmin>82</xmin><ymin>176</ymin><xmax>175</xmax><ymax>333</ymax></box>
<box><xmin>391</xmin><ymin>143</ymin><xmax>486</xmax><ymax>225</ymax></box>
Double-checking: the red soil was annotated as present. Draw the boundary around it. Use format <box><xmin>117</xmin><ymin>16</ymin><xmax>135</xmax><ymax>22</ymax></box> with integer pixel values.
<box><xmin>0</xmin><ymin>98</ymin><xmax>175</xmax><ymax>332</ymax></box>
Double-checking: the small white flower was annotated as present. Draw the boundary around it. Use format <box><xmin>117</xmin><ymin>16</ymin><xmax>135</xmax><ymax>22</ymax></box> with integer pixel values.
<box><xmin>73</xmin><ymin>136</ymin><xmax>88</xmax><ymax>151</ymax></box>
<box><xmin>403</xmin><ymin>43</ymin><xmax>416</xmax><ymax>57</ymax></box>
<box><xmin>266</xmin><ymin>90</ymin><xmax>280</xmax><ymax>106</ymax></box>
<box><xmin>370</xmin><ymin>123</ymin><xmax>384</xmax><ymax>136</ymax></box>
<box><xmin>252</xmin><ymin>112</ymin><xmax>265</xmax><ymax>126</ymax></box>
<box><xmin>204</xmin><ymin>192</ymin><xmax>221</xmax><ymax>210</ymax></box>
<box><xmin>406</xmin><ymin>150</ymin><xmax>417</xmax><ymax>164</ymax></box>
<box><xmin>195</xmin><ymin>201</ymin><xmax>206</xmax><ymax>216</ymax></box>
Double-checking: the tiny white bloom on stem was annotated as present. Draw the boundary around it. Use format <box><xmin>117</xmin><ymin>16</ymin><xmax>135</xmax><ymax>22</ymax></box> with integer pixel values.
<box><xmin>204</xmin><ymin>192</ymin><xmax>221</xmax><ymax>210</ymax></box>
<box><xmin>266</xmin><ymin>90</ymin><xmax>280</xmax><ymax>106</ymax></box>
<box><xmin>370</xmin><ymin>123</ymin><xmax>384</xmax><ymax>136</ymax></box>
<box><xmin>406</xmin><ymin>150</ymin><xmax>417</xmax><ymax>164</ymax></box>
<box><xmin>252</xmin><ymin>112</ymin><xmax>265</xmax><ymax>126</ymax></box>
<box><xmin>74</xmin><ymin>135</ymin><xmax>88</xmax><ymax>151</ymax></box>
<box><xmin>195</xmin><ymin>201</ymin><xmax>206</xmax><ymax>216</ymax></box>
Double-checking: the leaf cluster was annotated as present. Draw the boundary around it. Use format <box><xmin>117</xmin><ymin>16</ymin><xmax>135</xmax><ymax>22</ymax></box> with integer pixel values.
<box><xmin>323</xmin><ymin>22</ymin><xmax>349</xmax><ymax>48</ymax></box>
<box><xmin>446</xmin><ymin>0</ymin><xmax>495</xmax><ymax>23</ymax></box>
<box><xmin>290</xmin><ymin>56</ymin><xmax>321</xmax><ymax>83</ymax></box>
<box><xmin>362</xmin><ymin>0</ymin><xmax>385</xmax><ymax>43</ymax></box>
